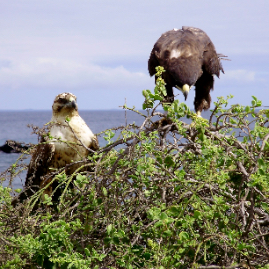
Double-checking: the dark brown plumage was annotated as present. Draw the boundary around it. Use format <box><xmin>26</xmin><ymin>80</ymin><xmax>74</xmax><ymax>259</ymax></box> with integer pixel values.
<box><xmin>148</xmin><ymin>26</ymin><xmax>225</xmax><ymax>116</ymax></box>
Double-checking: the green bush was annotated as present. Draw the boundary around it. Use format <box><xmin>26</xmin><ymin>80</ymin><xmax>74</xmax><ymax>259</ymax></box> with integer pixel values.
<box><xmin>1</xmin><ymin>68</ymin><xmax>269</xmax><ymax>268</ymax></box>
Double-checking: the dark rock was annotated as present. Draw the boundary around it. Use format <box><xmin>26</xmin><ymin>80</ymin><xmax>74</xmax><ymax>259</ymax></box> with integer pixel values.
<box><xmin>0</xmin><ymin>140</ymin><xmax>32</xmax><ymax>153</ymax></box>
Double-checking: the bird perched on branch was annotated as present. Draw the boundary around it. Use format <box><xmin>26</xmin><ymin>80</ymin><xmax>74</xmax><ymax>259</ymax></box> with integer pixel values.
<box><xmin>14</xmin><ymin>92</ymin><xmax>98</xmax><ymax>204</ymax></box>
<box><xmin>148</xmin><ymin>26</ymin><xmax>226</xmax><ymax>116</ymax></box>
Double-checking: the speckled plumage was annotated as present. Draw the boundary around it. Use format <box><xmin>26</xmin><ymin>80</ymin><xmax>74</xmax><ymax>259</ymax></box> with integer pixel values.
<box><xmin>19</xmin><ymin>93</ymin><xmax>98</xmax><ymax>201</ymax></box>
<box><xmin>49</xmin><ymin>93</ymin><xmax>98</xmax><ymax>171</ymax></box>
<box><xmin>148</xmin><ymin>26</ymin><xmax>225</xmax><ymax>114</ymax></box>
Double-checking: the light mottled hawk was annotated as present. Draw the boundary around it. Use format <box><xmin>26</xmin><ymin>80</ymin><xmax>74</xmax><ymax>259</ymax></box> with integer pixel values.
<box><xmin>17</xmin><ymin>92</ymin><xmax>98</xmax><ymax>203</ymax></box>
<box><xmin>148</xmin><ymin>26</ymin><xmax>226</xmax><ymax>116</ymax></box>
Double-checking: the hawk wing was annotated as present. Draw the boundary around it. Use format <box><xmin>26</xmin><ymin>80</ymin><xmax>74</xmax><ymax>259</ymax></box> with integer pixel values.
<box><xmin>13</xmin><ymin>142</ymin><xmax>55</xmax><ymax>204</ymax></box>
<box><xmin>148</xmin><ymin>49</ymin><xmax>160</xmax><ymax>77</ymax></box>
<box><xmin>89</xmin><ymin>135</ymin><xmax>99</xmax><ymax>151</ymax></box>
<box><xmin>148</xmin><ymin>30</ymin><xmax>185</xmax><ymax>76</ymax></box>
<box><xmin>203</xmin><ymin>42</ymin><xmax>224</xmax><ymax>77</ymax></box>
<box><xmin>25</xmin><ymin>142</ymin><xmax>55</xmax><ymax>190</ymax></box>
<box><xmin>182</xmin><ymin>26</ymin><xmax>224</xmax><ymax>77</ymax></box>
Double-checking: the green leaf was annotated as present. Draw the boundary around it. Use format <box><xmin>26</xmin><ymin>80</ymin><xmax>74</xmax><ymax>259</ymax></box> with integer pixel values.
<box><xmin>256</xmin><ymin>100</ymin><xmax>262</xmax><ymax>107</ymax></box>
<box><xmin>258</xmin><ymin>168</ymin><xmax>265</xmax><ymax>175</ymax></box>
<box><xmin>163</xmin><ymin>229</ymin><xmax>173</xmax><ymax>237</ymax></box>
<box><xmin>42</xmin><ymin>194</ymin><xmax>53</xmax><ymax>205</ymax></box>
<box><xmin>179</xmin><ymin>231</ymin><xmax>189</xmax><ymax>241</ymax></box>
<box><xmin>154</xmin><ymin>94</ymin><xmax>163</xmax><ymax>101</ymax></box>
<box><xmin>113</xmin><ymin>236</ymin><xmax>120</xmax><ymax>244</ymax></box>
<box><xmin>160</xmin><ymin>212</ymin><xmax>168</xmax><ymax>220</ymax></box>
<box><xmin>174</xmin><ymin>185</ymin><xmax>181</xmax><ymax>192</ymax></box>
<box><xmin>84</xmin><ymin>247</ymin><xmax>91</xmax><ymax>257</ymax></box>
<box><xmin>117</xmin><ymin>229</ymin><xmax>125</xmax><ymax>238</ymax></box>
<box><xmin>168</xmin><ymin>206</ymin><xmax>180</xmax><ymax>216</ymax></box>
<box><xmin>164</xmin><ymin>156</ymin><xmax>174</xmax><ymax>168</ymax></box>
<box><xmin>154</xmin><ymin>220</ymin><xmax>164</xmax><ymax>228</ymax></box>
<box><xmin>258</xmin><ymin>158</ymin><xmax>265</xmax><ymax>166</ymax></box>
<box><xmin>143</xmin><ymin>252</ymin><xmax>151</xmax><ymax>260</ymax></box>
<box><xmin>107</xmin><ymin>224</ymin><xmax>113</xmax><ymax>235</ymax></box>
<box><xmin>230</xmin><ymin>118</ymin><xmax>237</xmax><ymax>124</ymax></box>
<box><xmin>104</xmin><ymin>237</ymin><xmax>112</xmax><ymax>244</ymax></box>
<box><xmin>102</xmin><ymin>187</ymin><xmax>108</xmax><ymax>196</ymax></box>
<box><xmin>238</xmin><ymin>242</ymin><xmax>246</xmax><ymax>250</ymax></box>
<box><xmin>198</xmin><ymin>133</ymin><xmax>206</xmax><ymax>141</ymax></box>
<box><xmin>245</xmin><ymin>106</ymin><xmax>250</xmax><ymax>113</ymax></box>
<box><xmin>14</xmin><ymin>188</ymin><xmax>22</xmax><ymax>193</ymax></box>
<box><xmin>194</xmin><ymin>210</ymin><xmax>202</xmax><ymax>219</ymax></box>
<box><xmin>142</xmin><ymin>89</ymin><xmax>149</xmax><ymax>98</ymax></box>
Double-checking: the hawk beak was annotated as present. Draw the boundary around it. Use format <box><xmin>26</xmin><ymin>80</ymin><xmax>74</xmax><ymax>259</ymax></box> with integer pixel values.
<box><xmin>67</xmin><ymin>98</ymin><xmax>78</xmax><ymax>110</ymax></box>
<box><xmin>176</xmin><ymin>84</ymin><xmax>190</xmax><ymax>101</ymax></box>
<box><xmin>70</xmin><ymin>100</ymin><xmax>77</xmax><ymax>109</ymax></box>
<box><xmin>182</xmin><ymin>84</ymin><xmax>190</xmax><ymax>101</ymax></box>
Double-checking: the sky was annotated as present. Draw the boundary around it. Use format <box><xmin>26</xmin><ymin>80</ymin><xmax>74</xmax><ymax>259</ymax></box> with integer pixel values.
<box><xmin>0</xmin><ymin>0</ymin><xmax>269</xmax><ymax>111</ymax></box>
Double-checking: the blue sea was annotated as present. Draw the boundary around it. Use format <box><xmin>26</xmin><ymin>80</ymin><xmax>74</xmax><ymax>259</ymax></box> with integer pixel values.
<box><xmin>0</xmin><ymin>109</ymin><xmax>150</xmax><ymax>189</ymax></box>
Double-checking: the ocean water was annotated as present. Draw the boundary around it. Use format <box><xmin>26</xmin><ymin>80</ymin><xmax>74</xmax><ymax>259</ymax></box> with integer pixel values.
<box><xmin>0</xmin><ymin>109</ymin><xmax>148</xmax><ymax>189</ymax></box>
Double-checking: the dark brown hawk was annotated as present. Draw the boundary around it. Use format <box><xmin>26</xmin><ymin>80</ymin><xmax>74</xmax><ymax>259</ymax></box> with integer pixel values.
<box><xmin>148</xmin><ymin>26</ymin><xmax>226</xmax><ymax>116</ymax></box>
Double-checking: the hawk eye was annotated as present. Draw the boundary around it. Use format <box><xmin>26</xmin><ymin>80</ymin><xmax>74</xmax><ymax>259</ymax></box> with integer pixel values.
<box><xmin>58</xmin><ymin>98</ymin><xmax>67</xmax><ymax>103</ymax></box>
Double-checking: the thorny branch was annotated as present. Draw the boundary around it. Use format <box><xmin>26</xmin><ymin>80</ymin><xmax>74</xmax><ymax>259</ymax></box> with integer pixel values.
<box><xmin>1</xmin><ymin>99</ymin><xmax>269</xmax><ymax>268</ymax></box>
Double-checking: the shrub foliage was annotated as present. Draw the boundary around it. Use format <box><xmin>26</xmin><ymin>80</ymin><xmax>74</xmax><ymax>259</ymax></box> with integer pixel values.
<box><xmin>1</xmin><ymin>68</ymin><xmax>269</xmax><ymax>268</ymax></box>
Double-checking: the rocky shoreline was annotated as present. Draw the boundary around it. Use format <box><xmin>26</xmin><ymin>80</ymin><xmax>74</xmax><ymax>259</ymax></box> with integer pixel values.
<box><xmin>0</xmin><ymin>140</ymin><xmax>32</xmax><ymax>153</ymax></box>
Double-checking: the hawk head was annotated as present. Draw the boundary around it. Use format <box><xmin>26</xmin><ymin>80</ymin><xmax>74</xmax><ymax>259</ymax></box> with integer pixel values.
<box><xmin>52</xmin><ymin>92</ymin><xmax>78</xmax><ymax>116</ymax></box>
